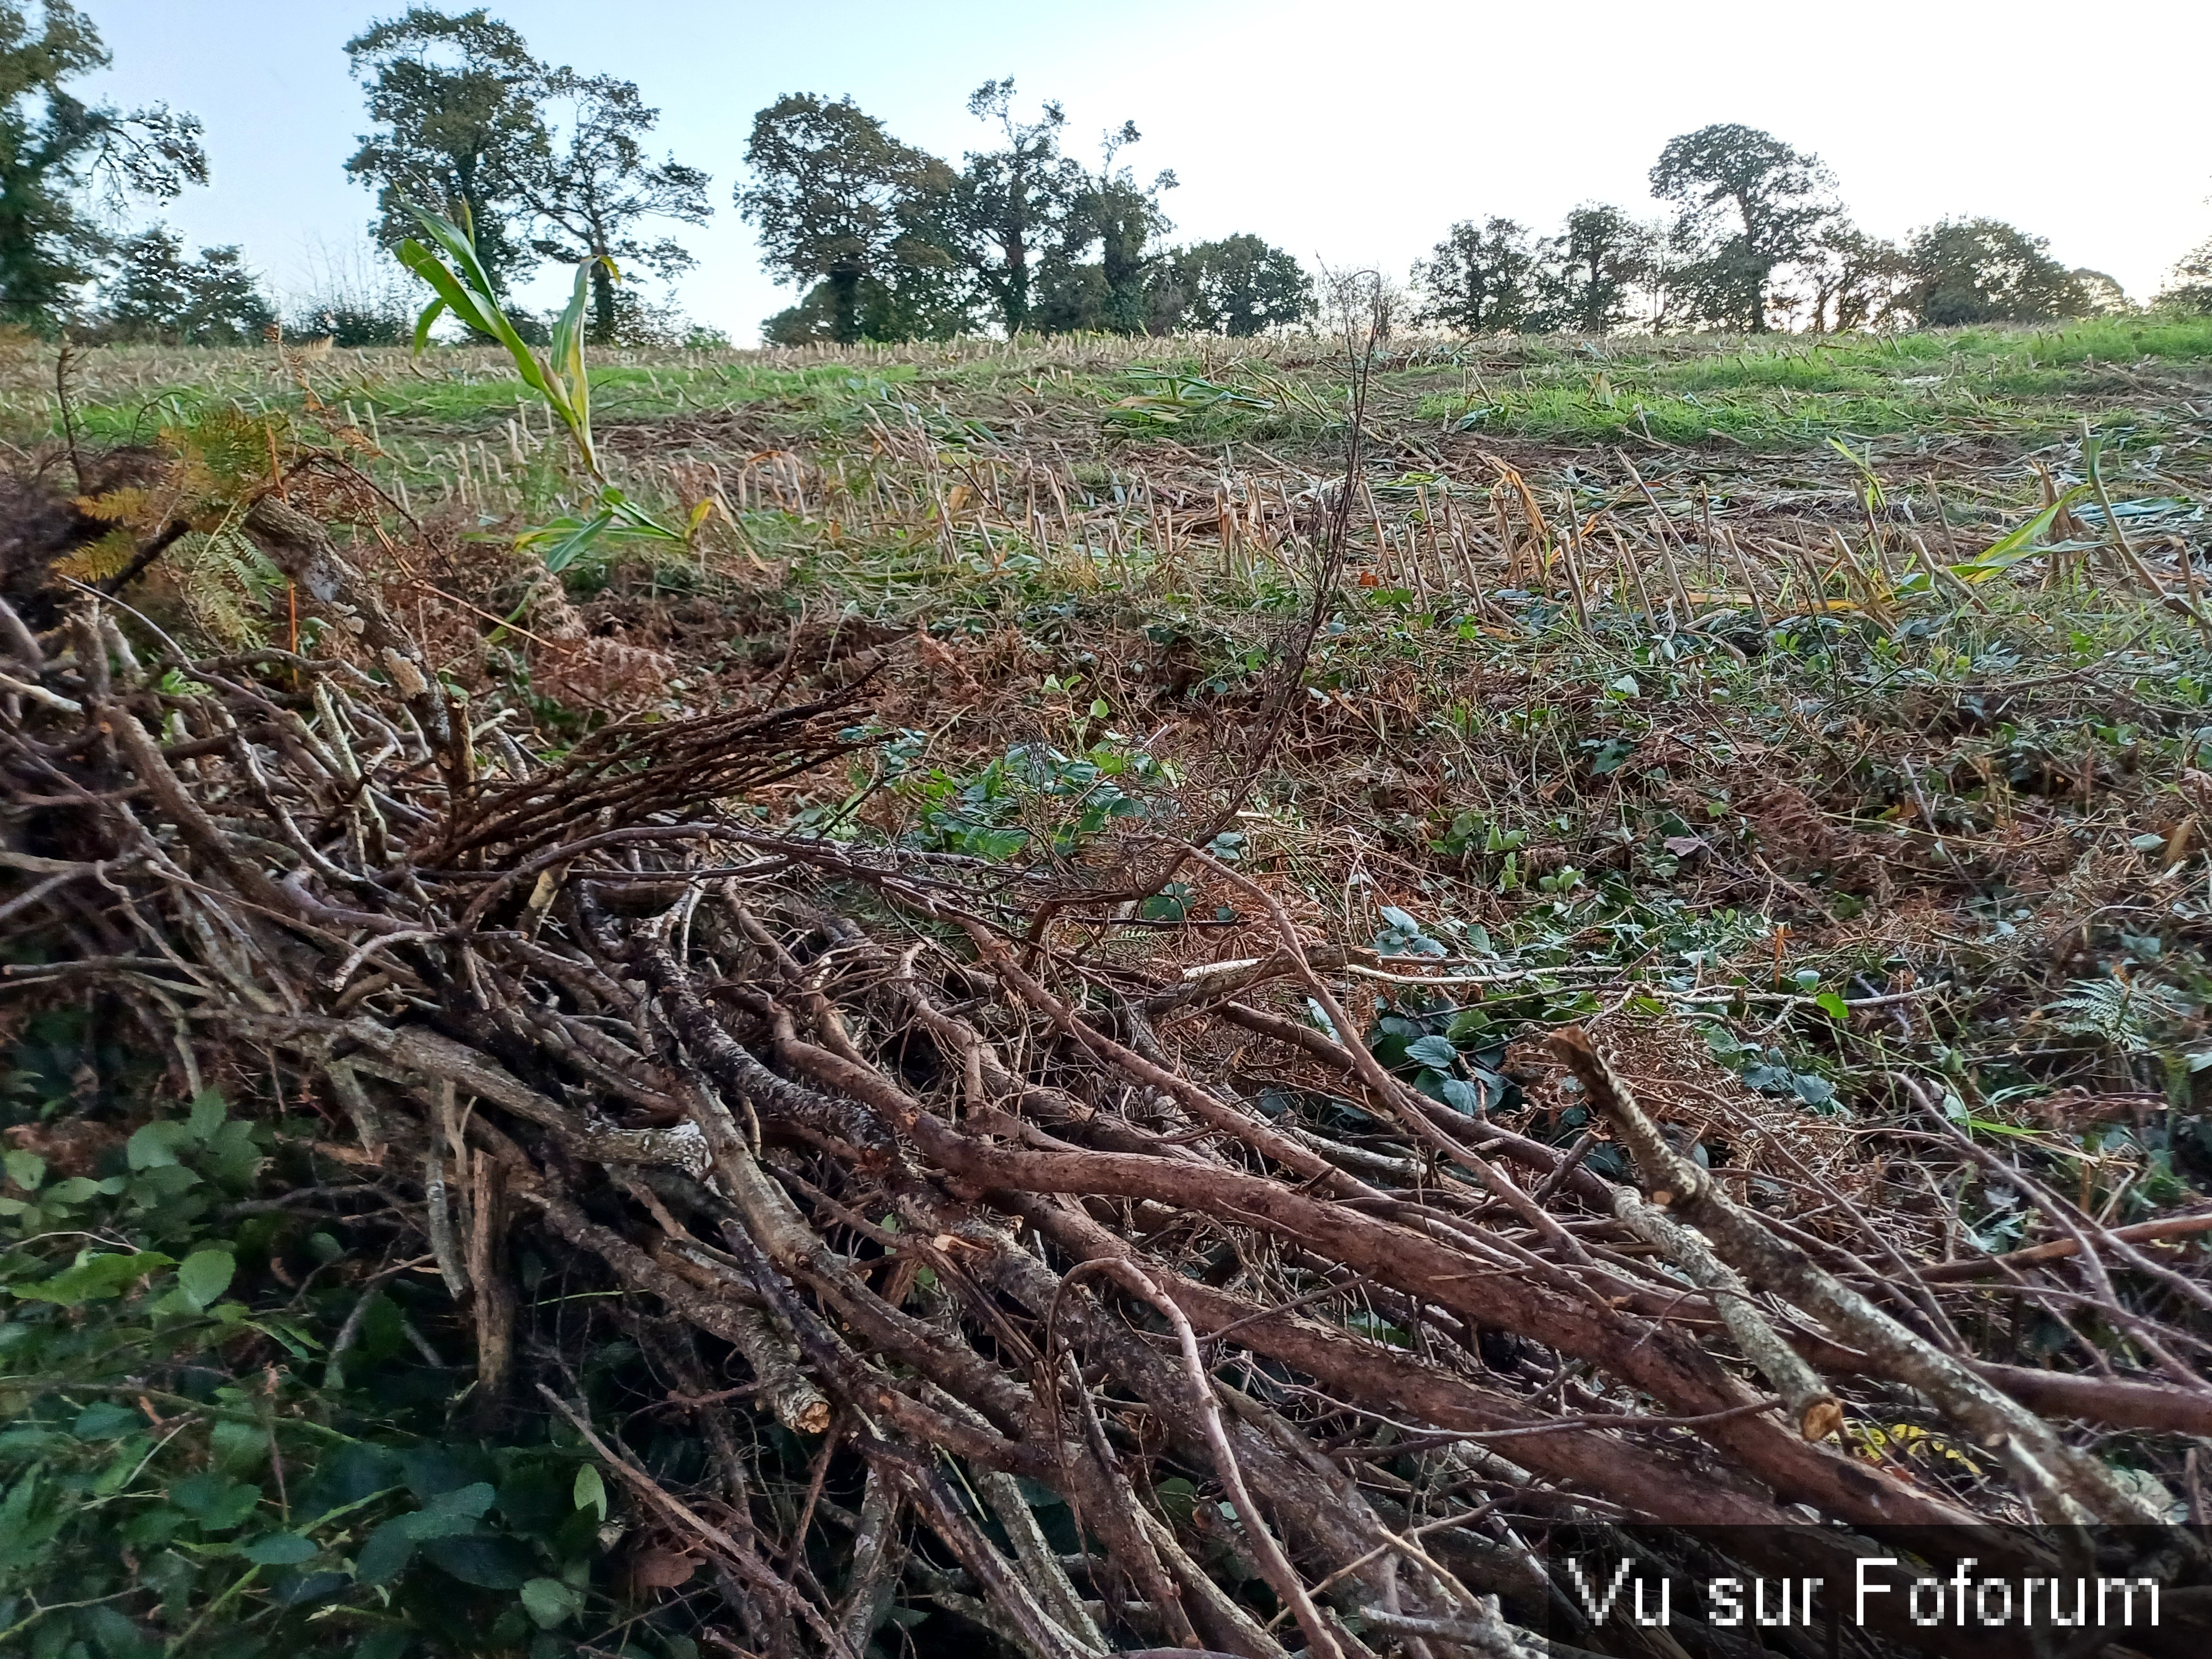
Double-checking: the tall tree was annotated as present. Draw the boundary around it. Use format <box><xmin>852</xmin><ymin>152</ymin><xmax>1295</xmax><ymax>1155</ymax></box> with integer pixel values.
<box><xmin>517</xmin><ymin>71</ymin><xmax>711</xmax><ymax>342</ymax></box>
<box><xmin>1086</xmin><ymin>124</ymin><xmax>1174</xmax><ymax>335</ymax></box>
<box><xmin>738</xmin><ymin>93</ymin><xmax>954</xmax><ymax>345</ymax></box>
<box><xmin>1648</xmin><ymin>123</ymin><xmax>1835</xmax><ymax>331</ymax></box>
<box><xmin>1532</xmin><ymin>204</ymin><xmax>1655</xmax><ymax>335</ymax></box>
<box><xmin>1799</xmin><ymin>221</ymin><xmax>1908</xmax><ymax>333</ymax></box>
<box><xmin>1413</xmin><ymin>217</ymin><xmax>1537</xmax><ymax>333</ymax></box>
<box><xmin>0</xmin><ymin>1</ymin><xmax>207</xmax><ymax>328</ymax></box>
<box><xmin>2163</xmin><ymin>239</ymin><xmax>2212</xmax><ymax>313</ymax></box>
<box><xmin>2070</xmin><ymin>269</ymin><xmax>2130</xmax><ymax>315</ymax></box>
<box><xmin>1898</xmin><ymin>217</ymin><xmax>2086</xmax><ymax>327</ymax></box>
<box><xmin>952</xmin><ymin>79</ymin><xmax>1078</xmax><ymax>336</ymax></box>
<box><xmin>1033</xmin><ymin>123</ymin><xmax>1173</xmax><ymax>335</ymax></box>
<box><xmin>104</xmin><ymin>227</ymin><xmax>274</xmax><ymax>343</ymax></box>
<box><xmin>344</xmin><ymin>7</ymin><xmax>546</xmax><ymax>295</ymax></box>
<box><xmin>1156</xmin><ymin>235</ymin><xmax>1313</xmax><ymax>336</ymax></box>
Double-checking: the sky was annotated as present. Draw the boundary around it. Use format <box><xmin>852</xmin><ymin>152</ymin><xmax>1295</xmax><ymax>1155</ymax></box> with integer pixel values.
<box><xmin>76</xmin><ymin>0</ymin><xmax>2212</xmax><ymax>341</ymax></box>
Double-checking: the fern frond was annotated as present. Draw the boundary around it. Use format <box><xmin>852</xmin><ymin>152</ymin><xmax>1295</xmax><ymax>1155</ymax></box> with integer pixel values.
<box><xmin>172</xmin><ymin>529</ymin><xmax>278</xmax><ymax>646</ymax></box>
<box><xmin>54</xmin><ymin>526</ymin><xmax>142</xmax><ymax>584</ymax></box>
<box><xmin>74</xmin><ymin>486</ymin><xmax>157</xmax><ymax>525</ymax></box>
<box><xmin>2042</xmin><ymin>976</ymin><xmax>2190</xmax><ymax>1052</ymax></box>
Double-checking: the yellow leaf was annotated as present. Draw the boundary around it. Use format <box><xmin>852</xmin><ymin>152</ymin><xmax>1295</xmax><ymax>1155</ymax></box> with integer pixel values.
<box><xmin>54</xmin><ymin>526</ymin><xmax>140</xmax><ymax>584</ymax></box>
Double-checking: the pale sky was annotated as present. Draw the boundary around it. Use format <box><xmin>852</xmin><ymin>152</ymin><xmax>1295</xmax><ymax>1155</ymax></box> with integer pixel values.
<box><xmin>80</xmin><ymin>0</ymin><xmax>2212</xmax><ymax>341</ymax></box>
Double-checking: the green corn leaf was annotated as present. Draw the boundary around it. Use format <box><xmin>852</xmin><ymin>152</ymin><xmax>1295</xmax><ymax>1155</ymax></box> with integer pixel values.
<box><xmin>410</xmin><ymin>295</ymin><xmax>447</xmax><ymax>356</ymax></box>
<box><xmin>1948</xmin><ymin>486</ymin><xmax>2091</xmax><ymax>583</ymax></box>
<box><xmin>394</xmin><ymin>240</ymin><xmax>502</xmax><ymax>353</ymax></box>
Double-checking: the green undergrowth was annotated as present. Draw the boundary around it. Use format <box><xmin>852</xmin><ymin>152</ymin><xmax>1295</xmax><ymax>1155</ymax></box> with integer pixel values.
<box><xmin>25</xmin><ymin>312</ymin><xmax>2212</xmax><ymax>468</ymax></box>
<box><xmin>0</xmin><ymin>1015</ymin><xmax>724</xmax><ymax>1659</ymax></box>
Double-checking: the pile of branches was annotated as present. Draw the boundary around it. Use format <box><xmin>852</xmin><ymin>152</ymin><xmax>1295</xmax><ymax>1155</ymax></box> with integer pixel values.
<box><xmin>5</xmin><ymin>503</ymin><xmax>2212</xmax><ymax>1659</ymax></box>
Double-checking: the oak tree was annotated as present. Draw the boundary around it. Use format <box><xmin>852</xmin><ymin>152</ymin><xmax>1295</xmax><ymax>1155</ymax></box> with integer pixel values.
<box><xmin>345</xmin><ymin>7</ymin><xmax>546</xmax><ymax>295</ymax></box>
<box><xmin>739</xmin><ymin>93</ymin><xmax>956</xmax><ymax>345</ymax></box>
<box><xmin>0</xmin><ymin>0</ymin><xmax>207</xmax><ymax>328</ymax></box>
<box><xmin>1650</xmin><ymin>123</ymin><xmax>1835</xmax><ymax>331</ymax></box>
<box><xmin>1413</xmin><ymin>217</ymin><xmax>1538</xmax><ymax>333</ymax></box>
<box><xmin>519</xmin><ymin>71</ymin><xmax>711</xmax><ymax>342</ymax></box>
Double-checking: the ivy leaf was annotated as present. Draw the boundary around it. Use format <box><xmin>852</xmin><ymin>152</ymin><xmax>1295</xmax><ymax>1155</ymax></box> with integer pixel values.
<box><xmin>430</xmin><ymin>1535</ymin><xmax>533</xmax><ymax>1589</ymax></box>
<box><xmin>72</xmin><ymin>1403</ymin><xmax>144</xmax><ymax>1439</ymax></box>
<box><xmin>1440</xmin><ymin>1077</ymin><xmax>1484</xmax><ymax>1115</ymax></box>
<box><xmin>1793</xmin><ymin>1074</ymin><xmax>1838</xmax><ymax>1108</ymax></box>
<box><xmin>170</xmin><ymin>1471</ymin><xmax>262</xmax><ymax>1531</ymax></box>
<box><xmin>1405</xmin><ymin>1035</ymin><xmax>1459</xmax><ymax>1070</ymax></box>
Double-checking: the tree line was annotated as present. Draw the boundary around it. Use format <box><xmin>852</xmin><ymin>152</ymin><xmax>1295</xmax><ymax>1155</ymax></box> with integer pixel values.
<box><xmin>2</xmin><ymin>2</ymin><xmax>2210</xmax><ymax>346</ymax></box>
<box><xmin>736</xmin><ymin>85</ymin><xmax>1312</xmax><ymax>344</ymax></box>
<box><xmin>1410</xmin><ymin>124</ymin><xmax>2135</xmax><ymax>336</ymax></box>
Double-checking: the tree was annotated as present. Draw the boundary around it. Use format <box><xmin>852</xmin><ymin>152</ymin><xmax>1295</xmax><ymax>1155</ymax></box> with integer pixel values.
<box><xmin>1154</xmin><ymin>235</ymin><xmax>1313</xmax><ymax>336</ymax></box>
<box><xmin>1413</xmin><ymin>217</ymin><xmax>1537</xmax><ymax>333</ymax></box>
<box><xmin>2071</xmin><ymin>269</ymin><xmax>2131</xmax><ymax>315</ymax></box>
<box><xmin>1532</xmin><ymin>204</ymin><xmax>1655</xmax><ymax>335</ymax></box>
<box><xmin>1897</xmin><ymin>218</ymin><xmax>2087</xmax><ymax>327</ymax></box>
<box><xmin>104</xmin><ymin>227</ymin><xmax>274</xmax><ymax>343</ymax></box>
<box><xmin>517</xmin><ymin>71</ymin><xmax>711</xmax><ymax>342</ymax></box>
<box><xmin>0</xmin><ymin>1</ymin><xmax>207</xmax><ymax>328</ymax></box>
<box><xmin>2161</xmin><ymin>240</ymin><xmax>2212</xmax><ymax>313</ymax></box>
<box><xmin>738</xmin><ymin>93</ymin><xmax>956</xmax><ymax>345</ymax></box>
<box><xmin>952</xmin><ymin>80</ymin><xmax>1079</xmax><ymax>336</ymax></box>
<box><xmin>1648</xmin><ymin>123</ymin><xmax>1835</xmax><ymax>331</ymax></box>
<box><xmin>344</xmin><ymin>7</ymin><xmax>546</xmax><ymax>296</ymax></box>
<box><xmin>1033</xmin><ymin>123</ymin><xmax>1174</xmax><ymax>335</ymax></box>
<box><xmin>1798</xmin><ymin>222</ymin><xmax>1908</xmax><ymax>333</ymax></box>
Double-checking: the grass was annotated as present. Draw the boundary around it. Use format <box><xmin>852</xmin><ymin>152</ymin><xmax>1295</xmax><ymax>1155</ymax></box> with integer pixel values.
<box><xmin>12</xmin><ymin>316</ymin><xmax>2212</xmax><ymax>1148</ymax></box>
<box><xmin>11</xmin><ymin>312</ymin><xmax>2212</xmax><ymax>1659</ymax></box>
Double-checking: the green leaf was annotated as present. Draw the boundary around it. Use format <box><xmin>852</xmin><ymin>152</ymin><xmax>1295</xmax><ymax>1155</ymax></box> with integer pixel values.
<box><xmin>188</xmin><ymin>1089</ymin><xmax>228</xmax><ymax>1140</ymax></box>
<box><xmin>79</xmin><ymin>1603</ymin><xmax>154</xmax><ymax>1659</ymax></box>
<box><xmin>126</xmin><ymin>1121</ymin><xmax>191</xmax><ymax>1170</ymax></box>
<box><xmin>178</xmin><ymin>1248</ymin><xmax>236</xmax><ymax>1311</ymax></box>
<box><xmin>1155</xmin><ymin>1475</ymin><xmax>1198</xmax><ymax>1525</ymax></box>
<box><xmin>520</xmin><ymin>1575</ymin><xmax>581</xmax><ymax>1629</ymax></box>
<box><xmin>356</xmin><ymin>1517</ymin><xmax>417</xmax><ymax>1585</ymax></box>
<box><xmin>12</xmin><ymin>1250</ymin><xmax>174</xmax><ymax>1306</ymax></box>
<box><xmin>3</xmin><ymin>1148</ymin><xmax>45</xmax><ymax>1190</ymax></box>
<box><xmin>395</xmin><ymin>240</ymin><xmax>505</xmax><ymax>357</ymax></box>
<box><xmin>1814</xmin><ymin>991</ymin><xmax>1850</xmax><ymax>1021</ymax></box>
<box><xmin>1405</xmin><ymin>1035</ymin><xmax>1459</xmax><ymax>1070</ymax></box>
<box><xmin>243</xmin><ymin>1531</ymin><xmax>317</xmax><ymax>1566</ymax></box>
<box><xmin>572</xmin><ymin>1464</ymin><xmax>607</xmax><ymax>1521</ymax></box>
<box><xmin>411</xmin><ymin>294</ymin><xmax>447</xmax><ymax>355</ymax></box>
<box><xmin>170</xmin><ymin>1471</ymin><xmax>261</xmax><ymax>1531</ymax></box>
<box><xmin>1948</xmin><ymin>486</ymin><xmax>2091</xmax><ymax>582</ymax></box>
<box><xmin>530</xmin><ymin>509</ymin><xmax>615</xmax><ymax>574</ymax></box>
<box><xmin>45</xmin><ymin>1175</ymin><xmax>119</xmax><ymax>1203</ymax></box>
<box><xmin>430</xmin><ymin>1534</ymin><xmax>533</xmax><ymax>1589</ymax></box>
<box><xmin>1440</xmin><ymin>1077</ymin><xmax>1483</xmax><ymax>1114</ymax></box>
<box><xmin>408</xmin><ymin>1480</ymin><xmax>497</xmax><ymax>1538</ymax></box>
<box><xmin>72</xmin><ymin>1402</ymin><xmax>144</xmax><ymax>1438</ymax></box>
